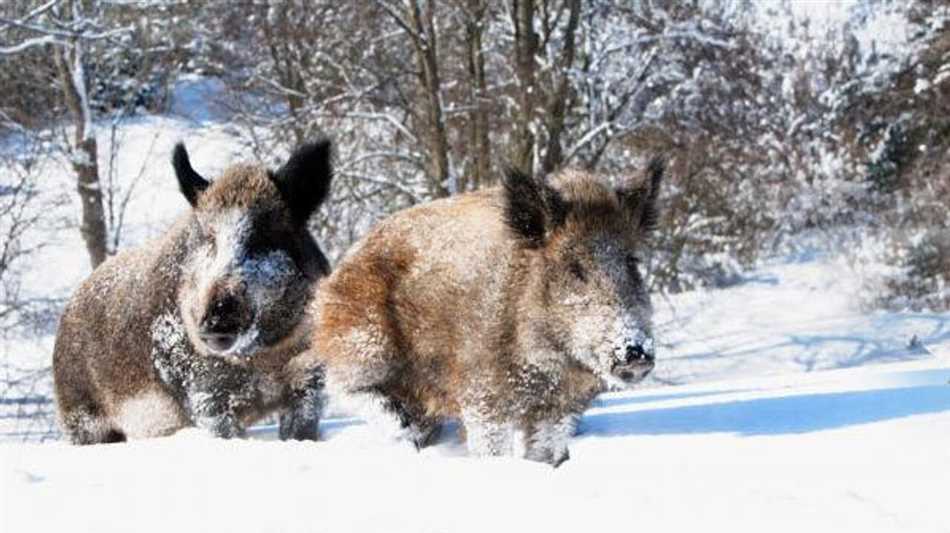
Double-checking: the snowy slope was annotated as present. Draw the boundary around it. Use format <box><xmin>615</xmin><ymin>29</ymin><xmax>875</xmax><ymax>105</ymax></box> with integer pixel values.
<box><xmin>652</xmin><ymin>252</ymin><xmax>950</xmax><ymax>385</ymax></box>
<box><xmin>3</xmin><ymin>359</ymin><xmax>948</xmax><ymax>533</ymax></box>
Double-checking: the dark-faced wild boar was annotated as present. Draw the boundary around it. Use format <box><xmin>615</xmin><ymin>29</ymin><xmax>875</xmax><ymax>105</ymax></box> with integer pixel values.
<box><xmin>53</xmin><ymin>140</ymin><xmax>333</xmax><ymax>444</ymax></box>
<box><xmin>307</xmin><ymin>160</ymin><xmax>663</xmax><ymax>465</ymax></box>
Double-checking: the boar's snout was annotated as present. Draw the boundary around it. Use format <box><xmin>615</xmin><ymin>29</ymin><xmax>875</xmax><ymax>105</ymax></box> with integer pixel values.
<box><xmin>198</xmin><ymin>286</ymin><xmax>253</xmax><ymax>354</ymax></box>
<box><xmin>624</xmin><ymin>343</ymin><xmax>654</xmax><ymax>365</ymax></box>
<box><xmin>610</xmin><ymin>335</ymin><xmax>655</xmax><ymax>384</ymax></box>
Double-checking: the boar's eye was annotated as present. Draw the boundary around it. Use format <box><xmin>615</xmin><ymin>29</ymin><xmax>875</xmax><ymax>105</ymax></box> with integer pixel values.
<box><xmin>568</xmin><ymin>259</ymin><xmax>587</xmax><ymax>282</ymax></box>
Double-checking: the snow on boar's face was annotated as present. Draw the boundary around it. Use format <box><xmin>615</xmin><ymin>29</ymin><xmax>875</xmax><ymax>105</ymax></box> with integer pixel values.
<box><xmin>172</xmin><ymin>141</ymin><xmax>332</xmax><ymax>357</ymax></box>
<box><xmin>503</xmin><ymin>159</ymin><xmax>664</xmax><ymax>388</ymax></box>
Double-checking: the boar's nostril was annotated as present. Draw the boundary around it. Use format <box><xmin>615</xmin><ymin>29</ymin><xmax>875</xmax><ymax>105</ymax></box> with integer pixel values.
<box><xmin>202</xmin><ymin>294</ymin><xmax>243</xmax><ymax>329</ymax></box>
<box><xmin>624</xmin><ymin>344</ymin><xmax>653</xmax><ymax>364</ymax></box>
<box><xmin>199</xmin><ymin>293</ymin><xmax>249</xmax><ymax>353</ymax></box>
<box><xmin>212</xmin><ymin>294</ymin><xmax>241</xmax><ymax>318</ymax></box>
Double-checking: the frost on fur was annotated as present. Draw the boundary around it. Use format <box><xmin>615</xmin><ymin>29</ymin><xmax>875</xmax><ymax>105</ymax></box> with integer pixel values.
<box><xmin>309</xmin><ymin>162</ymin><xmax>664</xmax><ymax>465</ymax></box>
<box><xmin>52</xmin><ymin>140</ymin><xmax>334</xmax><ymax>444</ymax></box>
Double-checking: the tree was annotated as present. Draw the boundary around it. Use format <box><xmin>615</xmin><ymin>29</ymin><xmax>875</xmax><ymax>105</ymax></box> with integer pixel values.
<box><xmin>0</xmin><ymin>0</ymin><xmax>131</xmax><ymax>268</ymax></box>
<box><xmin>375</xmin><ymin>0</ymin><xmax>454</xmax><ymax>196</ymax></box>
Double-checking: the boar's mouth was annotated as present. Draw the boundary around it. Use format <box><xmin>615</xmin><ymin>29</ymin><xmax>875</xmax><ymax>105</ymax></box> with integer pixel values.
<box><xmin>196</xmin><ymin>294</ymin><xmax>256</xmax><ymax>356</ymax></box>
<box><xmin>199</xmin><ymin>325</ymin><xmax>260</xmax><ymax>357</ymax></box>
<box><xmin>607</xmin><ymin>339</ymin><xmax>655</xmax><ymax>383</ymax></box>
<box><xmin>197</xmin><ymin>314</ymin><xmax>258</xmax><ymax>357</ymax></box>
<box><xmin>609</xmin><ymin>359</ymin><xmax>654</xmax><ymax>383</ymax></box>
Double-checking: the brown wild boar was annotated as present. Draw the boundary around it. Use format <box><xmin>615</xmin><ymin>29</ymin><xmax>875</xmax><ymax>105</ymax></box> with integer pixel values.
<box><xmin>53</xmin><ymin>140</ymin><xmax>333</xmax><ymax>444</ymax></box>
<box><xmin>307</xmin><ymin>160</ymin><xmax>663</xmax><ymax>465</ymax></box>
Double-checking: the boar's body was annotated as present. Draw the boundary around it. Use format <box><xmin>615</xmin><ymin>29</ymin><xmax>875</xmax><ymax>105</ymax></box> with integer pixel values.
<box><xmin>311</xmin><ymin>165</ymin><xmax>662</xmax><ymax>465</ymax></box>
<box><xmin>54</xmin><ymin>221</ymin><xmax>294</xmax><ymax>441</ymax></box>
<box><xmin>53</xmin><ymin>142</ymin><xmax>332</xmax><ymax>444</ymax></box>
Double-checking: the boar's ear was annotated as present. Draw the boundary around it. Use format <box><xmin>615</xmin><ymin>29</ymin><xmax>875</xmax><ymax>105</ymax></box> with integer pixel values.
<box><xmin>617</xmin><ymin>155</ymin><xmax>665</xmax><ymax>233</ymax></box>
<box><xmin>502</xmin><ymin>166</ymin><xmax>568</xmax><ymax>248</ymax></box>
<box><xmin>272</xmin><ymin>139</ymin><xmax>333</xmax><ymax>226</ymax></box>
<box><xmin>172</xmin><ymin>143</ymin><xmax>210</xmax><ymax>207</ymax></box>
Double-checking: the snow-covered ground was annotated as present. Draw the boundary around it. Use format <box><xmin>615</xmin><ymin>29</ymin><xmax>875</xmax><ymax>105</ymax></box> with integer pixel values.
<box><xmin>653</xmin><ymin>252</ymin><xmax>950</xmax><ymax>385</ymax></box>
<box><xmin>1</xmin><ymin>75</ymin><xmax>949</xmax><ymax>532</ymax></box>
<box><xmin>3</xmin><ymin>359</ymin><xmax>948</xmax><ymax>533</ymax></box>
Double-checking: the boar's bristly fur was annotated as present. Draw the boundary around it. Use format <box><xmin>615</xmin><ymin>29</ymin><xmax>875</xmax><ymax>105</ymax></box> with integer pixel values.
<box><xmin>53</xmin><ymin>140</ymin><xmax>333</xmax><ymax>444</ymax></box>
<box><xmin>303</xmin><ymin>161</ymin><xmax>663</xmax><ymax>466</ymax></box>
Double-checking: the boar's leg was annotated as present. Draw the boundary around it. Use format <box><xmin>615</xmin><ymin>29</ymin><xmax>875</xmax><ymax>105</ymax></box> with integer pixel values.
<box><xmin>380</xmin><ymin>383</ymin><xmax>443</xmax><ymax>449</ymax></box>
<box><xmin>185</xmin><ymin>374</ymin><xmax>258</xmax><ymax>439</ymax></box>
<box><xmin>411</xmin><ymin>417</ymin><xmax>442</xmax><ymax>449</ymax></box>
<box><xmin>59</xmin><ymin>403</ymin><xmax>126</xmax><ymax>445</ymax></box>
<box><xmin>354</xmin><ymin>387</ymin><xmax>435</xmax><ymax>448</ymax></box>
<box><xmin>157</xmin><ymin>344</ymin><xmax>264</xmax><ymax>439</ymax></box>
<box><xmin>386</xmin><ymin>395</ymin><xmax>442</xmax><ymax>450</ymax></box>
<box><xmin>518</xmin><ymin>413</ymin><xmax>580</xmax><ymax>467</ymax></box>
<box><xmin>278</xmin><ymin>368</ymin><xmax>325</xmax><ymax>441</ymax></box>
<box><xmin>460</xmin><ymin>406</ymin><xmax>510</xmax><ymax>458</ymax></box>
<box><xmin>55</xmin><ymin>367</ymin><xmax>124</xmax><ymax>444</ymax></box>
<box><xmin>188</xmin><ymin>391</ymin><xmax>243</xmax><ymax>438</ymax></box>
<box><xmin>326</xmin><ymin>371</ymin><xmax>434</xmax><ymax>448</ymax></box>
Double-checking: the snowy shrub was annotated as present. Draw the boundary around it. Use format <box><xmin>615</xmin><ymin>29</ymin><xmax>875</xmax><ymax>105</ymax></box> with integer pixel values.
<box><xmin>830</xmin><ymin>2</ymin><xmax>950</xmax><ymax>310</ymax></box>
<box><xmin>849</xmin><ymin>228</ymin><xmax>950</xmax><ymax>312</ymax></box>
<box><xmin>0</xmin><ymin>145</ymin><xmax>65</xmax><ymax>336</ymax></box>
<box><xmin>879</xmin><ymin>229</ymin><xmax>950</xmax><ymax>311</ymax></box>
<box><xmin>0</xmin><ymin>4</ymin><xmax>63</xmax><ymax>132</ymax></box>
<box><xmin>86</xmin><ymin>42</ymin><xmax>170</xmax><ymax>115</ymax></box>
<box><xmin>0</xmin><ymin>147</ymin><xmax>64</xmax><ymax>442</ymax></box>
<box><xmin>863</xmin><ymin>120</ymin><xmax>911</xmax><ymax>195</ymax></box>
<box><xmin>85</xmin><ymin>3</ymin><xmax>198</xmax><ymax>115</ymax></box>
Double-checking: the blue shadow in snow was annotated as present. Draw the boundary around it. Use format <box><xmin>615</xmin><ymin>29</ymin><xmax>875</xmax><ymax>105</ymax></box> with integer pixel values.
<box><xmin>578</xmin><ymin>384</ymin><xmax>950</xmax><ymax>437</ymax></box>
<box><xmin>737</xmin><ymin>272</ymin><xmax>779</xmax><ymax>286</ymax></box>
<box><xmin>247</xmin><ymin>416</ymin><xmax>365</xmax><ymax>440</ymax></box>
<box><xmin>591</xmin><ymin>388</ymin><xmax>754</xmax><ymax>409</ymax></box>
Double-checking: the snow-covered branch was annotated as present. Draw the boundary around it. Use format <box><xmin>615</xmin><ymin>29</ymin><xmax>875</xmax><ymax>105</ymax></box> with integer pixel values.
<box><xmin>342</xmin><ymin>112</ymin><xmax>420</xmax><ymax>144</ymax></box>
<box><xmin>0</xmin><ymin>34</ymin><xmax>60</xmax><ymax>54</ymax></box>
<box><xmin>0</xmin><ymin>16</ymin><xmax>132</xmax><ymax>42</ymax></box>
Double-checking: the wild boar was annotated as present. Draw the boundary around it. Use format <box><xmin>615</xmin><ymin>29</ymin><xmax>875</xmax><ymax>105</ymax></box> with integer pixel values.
<box><xmin>53</xmin><ymin>140</ymin><xmax>333</xmax><ymax>444</ymax></box>
<box><xmin>307</xmin><ymin>160</ymin><xmax>663</xmax><ymax>465</ymax></box>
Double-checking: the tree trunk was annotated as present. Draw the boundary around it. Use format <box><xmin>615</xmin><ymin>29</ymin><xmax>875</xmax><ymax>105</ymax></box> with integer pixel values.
<box><xmin>73</xmin><ymin>137</ymin><xmax>108</xmax><ymax>267</ymax></box>
<box><xmin>55</xmin><ymin>42</ymin><xmax>108</xmax><ymax>269</ymax></box>
<box><xmin>263</xmin><ymin>4</ymin><xmax>307</xmax><ymax>147</ymax></box>
<box><xmin>510</xmin><ymin>0</ymin><xmax>539</xmax><ymax>176</ymax></box>
<box><xmin>407</xmin><ymin>0</ymin><xmax>451</xmax><ymax>198</ymax></box>
<box><xmin>464</xmin><ymin>0</ymin><xmax>491</xmax><ymax>189</ymax></box>
<box><xmin>539</xmin><ymin>0</ymin><xmax>580</xmax><ymax>174</ymax></box>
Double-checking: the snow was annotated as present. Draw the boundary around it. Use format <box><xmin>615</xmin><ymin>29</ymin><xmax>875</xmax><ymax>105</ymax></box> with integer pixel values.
<box><xmin>651</xmin><ymin>252</ymin><xmax>950</xmax><ymax>385</ymax></box>
<box><xmin>2</xmin><ymin>359</ymin><xmax>948</xmax><ymax>533</ymax></box>
<box><xmin>2</xmin><ymin>74</ymin><xmax>949</xmax><ymax>532</ymax></box>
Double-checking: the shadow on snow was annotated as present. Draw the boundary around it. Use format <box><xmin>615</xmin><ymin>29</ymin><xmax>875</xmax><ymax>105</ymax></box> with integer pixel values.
<box><xmin>579</xmin><ymin>383</ymin><xmax>950</xmax><ymax>437</ymax></box>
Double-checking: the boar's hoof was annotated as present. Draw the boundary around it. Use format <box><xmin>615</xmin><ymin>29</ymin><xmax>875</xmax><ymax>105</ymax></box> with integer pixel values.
<box><xmin>278</xmin><ymin>411</ymin><xmax>320</xmax><ymax>441</ymax></box>
<box><xmin>410</xmin><ymin>422</ymin><xmax>442</xmax><ymax>450</ymax></box>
